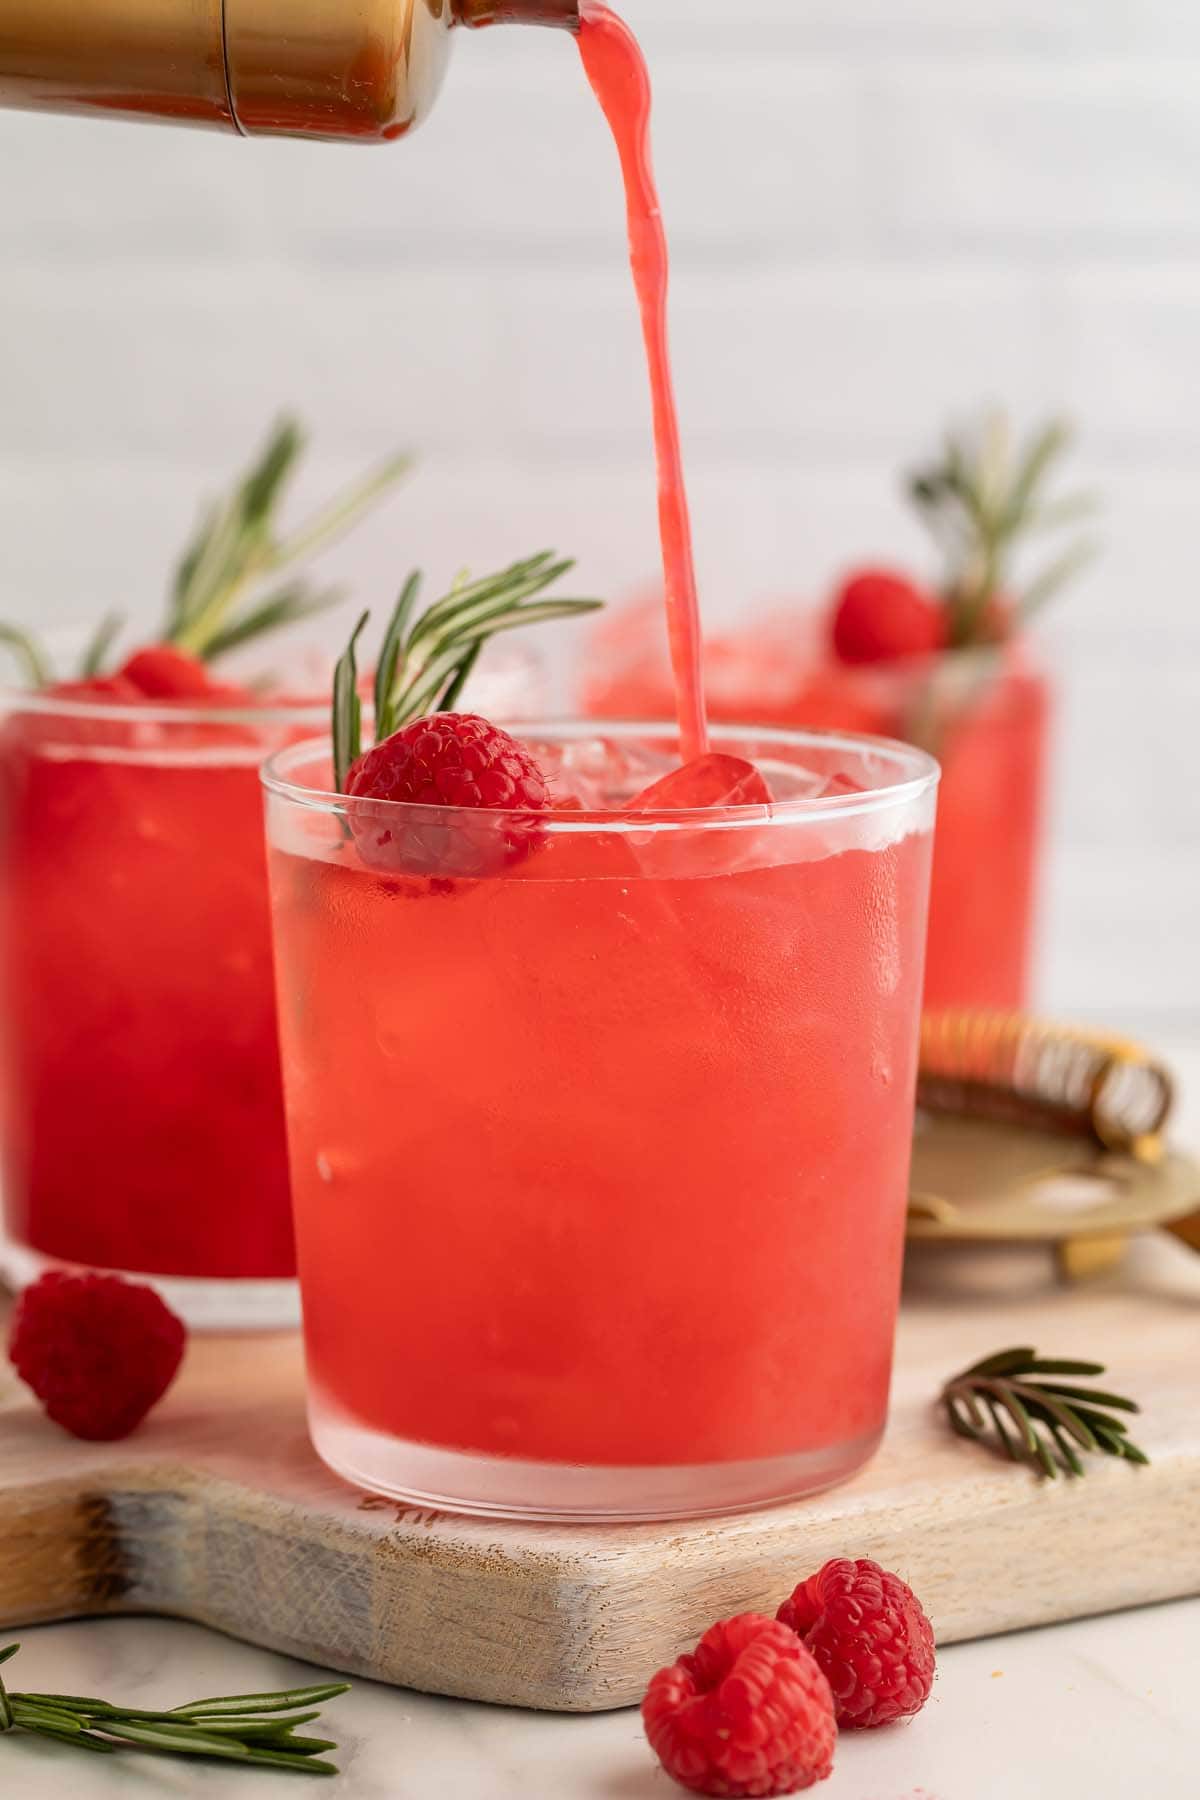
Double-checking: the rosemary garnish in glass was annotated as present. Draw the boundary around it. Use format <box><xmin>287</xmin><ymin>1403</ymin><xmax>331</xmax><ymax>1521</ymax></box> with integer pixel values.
<box><xmin>0</xmin><ymin>624</ymin><xmax>51</xmax><ymax>690</ymax></box>
<box><xmin>898</xmin><ymin>410</ymin><xmax>1099</xmax><ymax>749</ymax></box>
<box><xmin>0</xmin><ymin>1643</ymin><xmax>349</xmax><ymax>1777</ymax></box>
<box><xmin>909</xmin><ymin>412</ymin><xmax>1099</xmax><ymax>648</ymax></box>
<box><xmin>164</xmin><ymin>417</ymin><xmax>411</xmax><ymax>662</ymax></box>
<box><xmin>332</xmin><ymin>551</ymin><xmax>601</xmax><ymax>789</ymax></box>
<box><xmin>1</xmin><ymin>417</ymin><xmax>411</xmax><ymax>686</ymax></box>
<box><xmin>941</xmin><ymin>1346</ymin><xmax>1148</xmax><ymax>1480</ymax></box>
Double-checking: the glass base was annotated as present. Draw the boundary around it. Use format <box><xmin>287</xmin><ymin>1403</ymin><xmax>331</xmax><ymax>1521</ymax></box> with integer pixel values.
<box><xmin>309</xmin><ymin>1386</ymin><xmax>883</xmax><ymax>1523</ymax></box>
<box><xmin>0</xmin><ymin>1234</ymin><xmax>300</xmax><ymax>1333</ymax></box>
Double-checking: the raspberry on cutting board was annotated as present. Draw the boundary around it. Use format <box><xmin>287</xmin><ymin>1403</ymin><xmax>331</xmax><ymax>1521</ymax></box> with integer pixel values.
<box><xmin>642</xmin><ymin>1612</ymin><xmax>836</xmax><ymax>1796</ymax></box>
<box><xmin>8</xmin><ymin>1270</ymin><xmax>186</xmax><ymax>1441</ymax></box>
<box><xmin>777</xmin><ymin>1557</ymin><xmax>936</xmax><ymax>1729</ymax></box>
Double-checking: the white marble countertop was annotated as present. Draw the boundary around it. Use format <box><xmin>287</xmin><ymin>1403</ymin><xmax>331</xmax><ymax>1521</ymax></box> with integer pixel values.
<box><xmin>2</xmin><ymin>1601</ymin><xmax>1198</xmax><ymax>1798</ymax></box>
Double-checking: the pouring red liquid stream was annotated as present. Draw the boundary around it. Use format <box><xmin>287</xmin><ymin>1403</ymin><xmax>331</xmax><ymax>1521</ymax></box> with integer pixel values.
<box><xmin>577</xmin><ymin>3</ymin><xmax>709</xmax><ymax>762</ymax></box>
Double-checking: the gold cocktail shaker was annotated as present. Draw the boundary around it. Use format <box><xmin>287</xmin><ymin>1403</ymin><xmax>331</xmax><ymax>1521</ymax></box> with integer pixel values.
<box><xmin>0</xmin><ymin>0</ymin><xmax>579</xmax><ymax>143</ymax></box>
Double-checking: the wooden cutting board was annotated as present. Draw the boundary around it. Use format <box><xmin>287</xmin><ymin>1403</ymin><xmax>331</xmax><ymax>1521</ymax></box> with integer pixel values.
<box><xmin>2</xmin><ymin>1234</ymin><xmax>1198</xmax><ymax>1713</ymax></box>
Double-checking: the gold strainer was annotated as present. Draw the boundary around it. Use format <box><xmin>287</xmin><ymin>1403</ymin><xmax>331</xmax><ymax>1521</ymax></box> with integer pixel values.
<box><xmin>908</xmin><ymin>1012</ymin><xmax>1200</xmax><ymax>1281</ymax></box>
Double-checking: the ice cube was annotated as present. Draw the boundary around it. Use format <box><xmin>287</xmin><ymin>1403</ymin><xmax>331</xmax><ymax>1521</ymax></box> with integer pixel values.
<box><xmin>533</xmin><ymin>735</ymin><xmax>677</xmax><ymax>809</ymax></box>
<box><xmin>751</xmin><ymin>761</ymin><xmax>867</xmax><ymax>802</ymax></box>
<box><xmin>754</xmin><ymin>761</ymin><xmax>832</xmax><ymax>801</ymax></box>
<box><xmin>810</xmin><ymin>770</ymin><xmax>865</xmax><ymax>799</ymax></box>
<box><xmin>624</xmin><ymin>753</ymin><xmax>774</xmax><ymax>812</ymax></box>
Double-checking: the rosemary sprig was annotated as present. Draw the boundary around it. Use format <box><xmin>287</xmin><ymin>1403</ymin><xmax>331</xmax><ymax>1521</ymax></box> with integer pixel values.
<box><xmin>1</xmin><ymin>419</ymin><xmax>412</xmax><ymax>688</ymax></box>
<box><xmin>908</xmin><ymin>412</ymin><xmax>1099</xmax><ymax>647</ymax></box>
<box><xmin>332</xmin><ymin>551</ymin><xmax>601</xmax><ymax>788</ymax></box>
<box><xmin>0</xmin><ymin>1644</ymin><xmax>348</xmax><ymax>1777</ymax></box>
<box><xmin>0</xmin><ymin>624</ymin><xmax>51</xmax><ymax>689</ymax></box>
<box><xmin>166</xmin><ymin>417</ymin><xmax>411</xmax><ymax>662</ymax></box>
<box><xmin>78</xmin><ymin>611</ymin><xmax>126</xmax><ymax>679</ymax></box>
<box><xmin>333</xmin><ymin>611</ymin><xmax>369</xmax><ymax>793</ymax></box>
<box><xmin>941</xmin><ymin>1347</ymin><xmax>1148</xmax><ymax>1480</ymax></box>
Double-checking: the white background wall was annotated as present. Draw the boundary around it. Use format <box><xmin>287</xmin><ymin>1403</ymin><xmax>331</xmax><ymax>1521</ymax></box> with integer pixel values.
<box><xmin>2</xmin><ymin>0</ymin><xmax>1198</xmax><ymax>1035</ymax></box>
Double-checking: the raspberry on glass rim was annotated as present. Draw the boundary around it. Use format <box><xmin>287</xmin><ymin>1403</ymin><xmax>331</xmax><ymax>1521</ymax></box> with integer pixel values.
<box><xmin>347</xmin><ymin>712</ymin><xmax>550</xmax><ymax>815</ymax></box>
<box><xmin>830</xmin><ymin>568</ymin><xmax>947</xmax><ymax>666</ymax></box>
<box><xmin>346</xmin><ymin>714</ymin><xmax>552</xmax><ymax>878</ymax></box>
<box><xmin>323</xmin><ymin>552</ymin><xmax>599</xmax><ymax>880</ymax></box>
<box><xmin>117</xmin><ymin>643</ymin><xmax>257</xmax><ymax>705</ymax></box>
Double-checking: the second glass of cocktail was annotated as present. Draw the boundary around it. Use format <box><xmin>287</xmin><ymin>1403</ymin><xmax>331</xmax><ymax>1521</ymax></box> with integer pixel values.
<box><xmin>264</xmin><ymin>720</ymin><xmax>937</xmax><ymax>1521</ymax></box>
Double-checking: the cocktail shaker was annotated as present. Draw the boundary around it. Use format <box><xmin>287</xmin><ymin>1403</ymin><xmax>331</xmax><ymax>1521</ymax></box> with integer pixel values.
<box><xmin>0</xmin><ymin>0</ymin><xmax>578</xmax><ymax>142</ymax></box>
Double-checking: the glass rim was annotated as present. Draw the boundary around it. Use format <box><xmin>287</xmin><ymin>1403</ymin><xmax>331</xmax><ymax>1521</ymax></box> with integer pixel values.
<box><xmin>261</xmin><ymin>719</ymin><xmax>940</xmax><ymax>829</ymax></box>
<box><xmin>0</xmin><ymin>683</ymin><xmax>330</xmax><ymax>729</ymax></box>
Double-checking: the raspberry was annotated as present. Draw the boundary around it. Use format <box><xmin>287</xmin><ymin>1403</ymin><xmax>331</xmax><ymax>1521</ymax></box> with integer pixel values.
<box><xmin>830</xmin><ymin>569</ymin><xmax>947</xmax><ymax>665</ymax></box>
<box><xmin>119</xmin><ymin>645</ymin><xmax>255</xmax><ymax>706</ymax></box>
<box><xmin>8</xmin><ymin>1271</ymin><xmax>186</xmax><ymax>1441</ymax></box>
<box><xmin>777</xmin><ymin>1558</ymin><xmax>935</xmax><ymax>1730</ymax></box>
<box><xmin>345</xmin><ymin>713</ymin><xmax>550</xmax><ymax>878</ymax></box>
<box><xmin>642</xmin><ymin>1613</ymin><xmax>835</xmax><ymax>1796</ymax></box>
<box><xmin>120</xmin><ymin>645</ymin><xmax>214</xmax><ymax>698</ymax></box>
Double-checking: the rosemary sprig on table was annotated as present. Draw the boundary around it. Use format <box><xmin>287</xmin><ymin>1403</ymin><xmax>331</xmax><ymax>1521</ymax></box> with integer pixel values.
<box><xmin>333</xmin><ymin>551</ymin><xmax>601</xmax><ymax>789</ymax></box>
<box><xmin>908</xmin><ymin>413</ymin><xmax>1099</xmax><ymax>648</ymax></box>
<box><xmin>0</xmin><ymin>1644</ymin><xmax>349</xmax><ymax>1777</ymax></box>
<box><xmin>941</xmin><ymin>1347</ymin><xmax>1148</xmax><ymax>1480</ymax></box>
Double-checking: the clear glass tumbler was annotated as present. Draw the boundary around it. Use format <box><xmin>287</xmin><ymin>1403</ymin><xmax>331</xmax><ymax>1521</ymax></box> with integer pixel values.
<box><xmin>0</xmin><ymin>683</ymin><xmax>326</xmax><ymax>1328</ymax></box>
<box><xmin>263</xmin><ymin>723</ymin><xmax>938</xmax><ymax>1520</ymax></box>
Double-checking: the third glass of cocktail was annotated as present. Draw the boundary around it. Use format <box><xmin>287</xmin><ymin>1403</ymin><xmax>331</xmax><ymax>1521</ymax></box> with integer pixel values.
<box><xmin>586</xmin><ymin>633</ymin><xmax>1047</xmax><ymax>1013</ymax></box>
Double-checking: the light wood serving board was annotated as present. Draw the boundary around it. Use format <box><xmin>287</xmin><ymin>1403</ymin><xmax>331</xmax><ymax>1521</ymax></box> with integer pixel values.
<box><xmin>2</xmin><ymin>1235</ymin><xmax>1198</xmax><ymax>1713</ymax></box>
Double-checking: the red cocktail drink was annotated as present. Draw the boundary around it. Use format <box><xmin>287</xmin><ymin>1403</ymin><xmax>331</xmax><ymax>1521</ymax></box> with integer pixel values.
<box><xmin>0</xmin><ymin>686</ymin><xmax>325</xmax><ymax>1326</ymax></box>
<box><xmin>264</xmin><ymin>725</ymin><xmax>936</xmax><ymax>1518</ymax></box>
<box><xmin>916</xmin><ymin>661</ymin><xmax>1047</xmax><ymax>1012</ymax></box>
